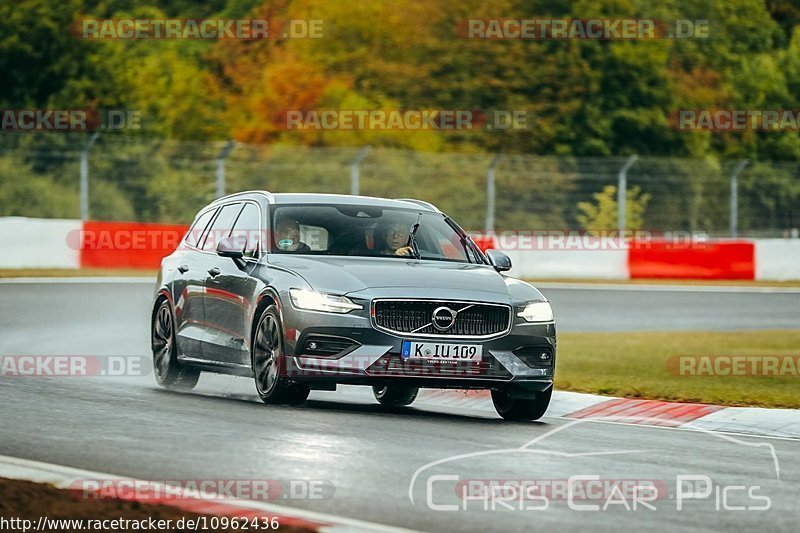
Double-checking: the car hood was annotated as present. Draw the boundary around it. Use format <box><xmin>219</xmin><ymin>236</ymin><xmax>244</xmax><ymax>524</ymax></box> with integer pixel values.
<box><xmin>267</xmin><ymin>255</ymin><xmax>513</xmax><ymax>296</ymax></box>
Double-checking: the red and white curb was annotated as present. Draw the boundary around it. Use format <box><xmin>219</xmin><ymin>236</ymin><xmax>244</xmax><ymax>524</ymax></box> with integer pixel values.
<box><xmin>0</xmin><ymin>455</ymin><xmax>420</xmax><ymax>533</ymax></box>
<box><xmin>415</xmin><ymin>389</ymin><xmax>800</xmax><ymax>439</ymax></box>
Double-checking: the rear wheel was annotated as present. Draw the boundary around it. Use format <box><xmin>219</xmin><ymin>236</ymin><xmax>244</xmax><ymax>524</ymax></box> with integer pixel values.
<box><xmin>373</xmin><ymin>385</ymin><xmax>419</xmax><ymax>406</ymax></box>
<box><xmin>151</xmin><ymin>299</ymin><xmax>200</xmax><ymax>391</ymax></box>
<box><xmin>491</xmin><ymin>387</ymin><xmax>552</xmax><ymax>421</ymax></box>
<box><xmin>252</xmin><ymin>305</ymin><xmax>310</xmax><ymax>405</ymax></box>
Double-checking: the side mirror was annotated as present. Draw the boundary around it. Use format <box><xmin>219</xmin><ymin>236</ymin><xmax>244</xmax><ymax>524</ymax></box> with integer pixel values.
<box><xmin>216</xmin><ymin>237</ymin><xmax>245</xmax><ymax>259</ymax></box>
<box><xmin>485</xmin><ymin>249</ymin><xmax>512</xmax><ymax>272</ymax></box>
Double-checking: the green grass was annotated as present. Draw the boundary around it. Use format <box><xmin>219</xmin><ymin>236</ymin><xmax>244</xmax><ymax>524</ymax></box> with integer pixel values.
<box><xmin>556</xmin><ymin>330</ymin><xmax>800</xmax><ymax>408</ymax></box>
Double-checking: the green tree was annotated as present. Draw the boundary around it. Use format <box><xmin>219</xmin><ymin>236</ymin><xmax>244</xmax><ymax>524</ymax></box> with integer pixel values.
<box><xmin>577</xmin><ymin>185</ymin><xmax>651</xmax><ymax>230</ymax></box>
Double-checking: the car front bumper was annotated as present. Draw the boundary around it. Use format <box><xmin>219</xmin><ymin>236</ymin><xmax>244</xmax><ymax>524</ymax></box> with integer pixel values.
<box><xmin>279</xmin><ymin>295</ymin><xmax>556</xmax><ymax>391</ymax></box>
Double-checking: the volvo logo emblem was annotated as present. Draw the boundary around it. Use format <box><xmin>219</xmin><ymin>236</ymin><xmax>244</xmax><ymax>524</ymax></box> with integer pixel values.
<box><xmin>431</xmin><ymin>306</ymin><xmax>457</xmax><ymax>331</ymax></box>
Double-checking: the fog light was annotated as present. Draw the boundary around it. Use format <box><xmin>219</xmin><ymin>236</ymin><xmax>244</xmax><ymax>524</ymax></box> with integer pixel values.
<box><xmin>301</xmin><ymin>336</ymin><xmax>360</xmax><ymax>358</ymax></box>
<box><xmin>513</xmin><ymin>346</ymin><xmax>554</xmax><ymax>368</ymax></box>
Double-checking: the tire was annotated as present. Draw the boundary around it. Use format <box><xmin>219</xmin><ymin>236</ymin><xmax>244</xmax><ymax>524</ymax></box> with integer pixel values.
<box><xmin>491</xmin><ymin>387</ymin><xmax>552</xmax><ymax>421</ymax></box>
<box><xmin>373</xmin><ymin>385</ymin><xmax>419</xmax><ymax>407</ymax></box>
<box><xmin>252</xmin><ymin>305</ymin><xmax>310</xmax><ymax>405</ymax></box>
<box><xmin>151</xmin><ymin>299</ymin><xmax>200</xmax><ymax>391</ymax></box>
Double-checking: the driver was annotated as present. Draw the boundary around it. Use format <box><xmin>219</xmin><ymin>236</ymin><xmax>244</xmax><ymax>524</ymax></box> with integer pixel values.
<box><xmin>274</xmin><ymin>216</ymin><xmax>311</xmax><ymax>252</ymax></box>
<box><xmin>374</xmin><ymin>220</ymin><xmax>414</xmax><ymax>257</ymax></box>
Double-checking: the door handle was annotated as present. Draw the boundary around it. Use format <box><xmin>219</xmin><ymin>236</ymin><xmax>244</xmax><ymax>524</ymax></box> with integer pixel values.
<box><xmin>208</xmin><ymin>267</ymin><xmax>221</xmax><ymax>277</ymax></box>
<box><xmin>177</xmin><ymin>264</ymin><xmax>189</xmax><ymax>274</ymax></box>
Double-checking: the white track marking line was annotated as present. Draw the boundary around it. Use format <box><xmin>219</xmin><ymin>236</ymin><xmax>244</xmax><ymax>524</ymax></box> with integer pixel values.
<box><xmin>546</xmin><ymin>415</ymin><xmax>800</xmax><ymax>442</ymax></box>
<box><xmin>410</xmin><ymin>390</ymin><xmax>800</xmax><ymax>441</ymax></box>
<box><xmin>0</xmin><ymin>455</ymin><xmax>422</xmax><ymax>533</ymax></box>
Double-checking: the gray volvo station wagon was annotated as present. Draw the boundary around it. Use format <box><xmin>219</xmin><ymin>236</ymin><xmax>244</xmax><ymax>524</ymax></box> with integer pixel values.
<box><xmin>151</xmin><ymin>191</ymin><xmax>556</xmax><ymax>420</ymax></box>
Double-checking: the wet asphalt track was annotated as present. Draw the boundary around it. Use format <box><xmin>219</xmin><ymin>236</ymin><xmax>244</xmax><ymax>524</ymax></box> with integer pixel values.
<box><xmin>0</xmin><ymin>279</ymin><xmax>798</xmax><ymax>532</ymax></box>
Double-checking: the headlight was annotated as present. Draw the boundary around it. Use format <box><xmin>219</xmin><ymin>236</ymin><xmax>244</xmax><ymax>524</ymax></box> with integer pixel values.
<box><xmin>517</xmin><ymin>301</ymin><xmax>553</xmax><ymax>322</ymax></box>
<box><xmin>289</xmin><ymin>288</ymin><xmax>362</xmax><ymax>313</ymax></box>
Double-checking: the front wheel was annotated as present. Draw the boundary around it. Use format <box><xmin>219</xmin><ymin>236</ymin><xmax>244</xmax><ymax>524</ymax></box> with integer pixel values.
<box><xmin>151</xmin><ymin>299</ymin><xmax>200</xmax><ymax>391</ymax></box>
<box><xmin>373</xmin><ymin>385</ymin><xmax>419</xmax><ymax>406</ymax></box>
<box><xmin>252</xmin><ymin>305</ymin><xmax>310</xmax><ymax>405</ymax></box>
<box><xmin>491</xmin><ymin>387</ymin><xmax>552</xmax><ymax>421</ymax></box>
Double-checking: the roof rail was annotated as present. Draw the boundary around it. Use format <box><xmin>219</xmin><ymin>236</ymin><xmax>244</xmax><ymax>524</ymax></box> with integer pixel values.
<box><xmin>394</xmin><ymin>198</ymin><xmax>441</xmax><ymax>212</ymax></box>
<box><xmin>209</xmin><ymin>190</ymin><xmax>274</xmax><ymax>204</ymax></box>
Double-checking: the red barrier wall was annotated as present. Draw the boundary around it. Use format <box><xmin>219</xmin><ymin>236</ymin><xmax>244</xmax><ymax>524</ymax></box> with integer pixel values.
<box><xmin>470</xmin><ymin>234</ymin><xmax>497</xmax><ymax>253</ymax></box>
<box><xmin>628</xmin><ymin>240</ymin><xmax>755</xmax><ymax>279</ymax></box>
<box><xmin>80</xmin><ymin>221</ymin><xmax>189</xmax><ymax>269</ymax></box>
<box><xmin>75</xmin><ymin>221</ymin><xmax>757</xmax><ymax>279</ymax></box>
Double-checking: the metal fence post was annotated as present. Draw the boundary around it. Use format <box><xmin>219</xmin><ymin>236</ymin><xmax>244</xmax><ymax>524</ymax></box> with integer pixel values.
<box><xmin>485</xmin><ymin>153</ymin><xmax>501</xmax><ymax>233</ymax></box>
<box><xmin>215</xmin><ymin>140</ymin><xmax>235</xmax><ymax>198</ymax></box>
<box><xmin>350</xmin><ymin>146</ymin><xmax>372</xmax><ymax>195</ymax></box>
<box><xmin>730</xmin><ymin>159</ymin><xmax>749</xmax><ymax>238</ymax></box>
<box><xmin>617</xmin><ymin>154</ymin><xmax>638</xmax><ymax>231</ymax></box>
<box><xmin>79</xmin><ymin>132</ymin><xmax>100</xmax><ymax>221</ymax></box>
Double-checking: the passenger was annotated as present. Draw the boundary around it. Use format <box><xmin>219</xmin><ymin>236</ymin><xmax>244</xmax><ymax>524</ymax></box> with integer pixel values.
<box><xmin>275</xmin><ymin>217</ymin><xmax>311</xmax><ymax>252</ymax></box>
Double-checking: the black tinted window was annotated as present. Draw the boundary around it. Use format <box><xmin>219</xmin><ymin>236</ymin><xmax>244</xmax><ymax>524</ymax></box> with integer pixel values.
<box><xmin>201</xmin><ymin>203</ymin><xmax>242</xmax><ymax>251</ymax></box>
<box><xmin>230</xmin><ymin>203</ymin><xmax>261</xmax><ymax>258</ymax></box>
<box><xmin>185</xmin><ymin>208</ymin><xmax>217</xmax><ymax>248</ymax></box>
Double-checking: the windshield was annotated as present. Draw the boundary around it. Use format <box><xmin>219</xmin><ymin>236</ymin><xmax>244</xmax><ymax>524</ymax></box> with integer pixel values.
<box><xmin>269</xmin><ymin>204</ymin><xmax>483</xmax><ymax>263</ymax></box>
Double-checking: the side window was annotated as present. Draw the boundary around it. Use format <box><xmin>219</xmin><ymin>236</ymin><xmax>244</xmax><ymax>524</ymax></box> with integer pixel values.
<box><xmin>230</xmin><ymin>203</ymin><xmax>262</xmax><ymax>258</ymax></box>
<box><xmin>300</xmin><ymin>224</ymin><xmax>329</xmax><ymax>251</ymax></box>
<box><xmin>201</xmin><ymin>203</ymin><xmax>242</xmax><ymax>252</ymax></box>
<box><xmin>185</xmin><ymin>208</ymin><xmax>217</xmax><ymax>248</ymax></box>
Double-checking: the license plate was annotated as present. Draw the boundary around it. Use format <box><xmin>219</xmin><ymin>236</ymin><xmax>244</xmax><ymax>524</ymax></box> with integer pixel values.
<box><xmin>401</xmin><ymin>341</ymin><xmax>482</xmax><ymax>361</ymax></box>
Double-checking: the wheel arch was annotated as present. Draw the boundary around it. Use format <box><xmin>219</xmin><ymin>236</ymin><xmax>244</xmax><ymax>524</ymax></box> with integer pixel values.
<box><xmin>151</xmin><ymin>290</ymin><xmax>173</xmax><ymax>335</ymax></box>
<box><xmin>250</xmin><ymin>287</ymin><xmax>282</xmax><ymax>351</ymax></box>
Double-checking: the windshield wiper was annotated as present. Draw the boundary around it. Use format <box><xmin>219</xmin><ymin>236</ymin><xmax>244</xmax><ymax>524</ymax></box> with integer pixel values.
<box><xmin>406</xmin><ymin>212</ymin><xmax>422</xmax><ymax>259</ymax></box>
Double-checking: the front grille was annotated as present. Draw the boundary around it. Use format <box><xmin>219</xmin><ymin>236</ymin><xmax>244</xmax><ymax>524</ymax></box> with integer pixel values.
<box><xmin>373</xmin><ymin>300</ymin><xmax>511</xmax><ymax>338</ymax></box>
